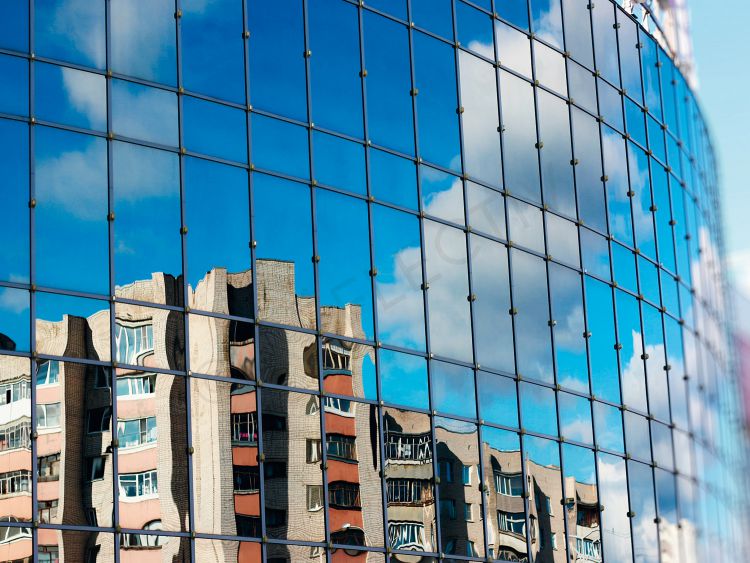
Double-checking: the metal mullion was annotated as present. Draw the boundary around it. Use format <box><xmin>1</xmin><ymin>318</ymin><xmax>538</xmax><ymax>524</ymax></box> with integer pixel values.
<box><xmin>489</xmin><ymin>0</ymin><xmax>532</xmax><ymax>558</ymax></box>
<box><xmin>171</xmin><ymin>2</ymin><xmax>197</xmax><ymax>561</ymax></box>
<box><xmin>27</xmin><ymin>0</ymin><xmax>39</xmax><ymax>558</ymax></box>
<box><xmin>241</xmin><ymin>2</ymin><xmax>267</xmax><ymax>556</ymax></box>
<box><xmin>300</xmin><ymin>0</ymin><xmax>333</xmax><ymax>555</ymax></box>
<box><xmin>102</xmin><ymin>1</ymin><xmax>122</xmax><ymax>561</ymax></box>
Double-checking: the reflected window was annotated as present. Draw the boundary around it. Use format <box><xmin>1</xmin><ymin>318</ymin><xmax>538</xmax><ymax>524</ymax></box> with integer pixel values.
<box><xmin>389</xmin><ymin>522</ymin><xmax>427</xmax><ymax>551</ymax></box>
<box><xmin>117</xmin><ymin>374</ymin><xmax>156</xmax><ymax>397</ymax></box>
<box><xmin>0</xmin><ymin>469</ymin><xmax>31</xmax><ymax>494</ymax></box>
<box><xmin>234</xmin><ymin>466</ymin><xmax>260</xmax><ymax>493</ymax></box>
<box><xmin>495</xmin><ymin>472</ymin><xmax>523</xmax><ymax>496</ymax></box>
<box><xmin>86</xmin><ymin>456</ymin><xmax>105</xmax><ymax>481</ymax></box>
<box><xmin>119</xmin><ymin>470</ymin><xmax>158</xmax><ymax>499</ymax></box>
<box><xmin>0</xmin><ymin>517</ymin><xmax>32</xmax><ymax>544</ymax></box>
<box><xmin>307</xmin><ymin>484</ymin><xmax>324</xmax><ymax>511</ymax></box>
<box><xmin>37</xmin><ymin>453</ymin><xmax>60</xmax><ymax>482</ymax></box>
<box><xmin>498</xmin><ymin>511</ymin><xmax>526</xmax><ymax>535</ymax></box>
<box><xmin>327</xmin><ymin>434</ymin><xmax>357</xmax><ymax>461</ymax></box>
<box><xmin>117</xmin><ymin>417</ymin><xmax>157</xmax><ymax>449</ymax></box>
<box><xmin>121</xmin><ymin>520</ymin><xmax>164</xmax><ymax>548</ymax></box>
<box><xmin>36</xmin><ymin>361</ymin><xmax>59</xmax><ymax>386</ymax></box>
<box><xmin>328</xmin><ymin>481</ymin><xmax>361</xmax><ymax>509</ymax></box>
<box><xmin>86</xmin><ymin>406</ymin><xmax>111</xmax><ymax>433</ymax></box>
<box><xmin>322</xmin><ymin>396</ymin><xmax>353</xmax><ymax>416</ymax></box>
<box><xmin>0</xmin><ymin>421</ymin><xmax>31</xmax><ymax>452</ymax></box>
<box><xmin>36</xmin><ymin>402</ymin><xmax>61</xmax><ymax>429</ymax></box>
<box><xmin>115</xmin><ymin>322</ymin><xmax>154</xmax><ymax>365</ymax></box>
<box><xmin>0</xmin><ymin>378</ymin><xmax>30</xmax><ymax>403</ymax></box>
<box><xmin>386</xmin><ymin>478</ymin><xmax>432</xmax><ymax>505</ymax></box>
<box><xmin>231</xmin><ymin>411</ymin><xmax>258</xmax><ymax>444</ymax></box>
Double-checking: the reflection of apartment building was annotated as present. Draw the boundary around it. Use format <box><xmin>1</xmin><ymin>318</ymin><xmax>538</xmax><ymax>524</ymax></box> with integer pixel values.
<box><xmin>2</xmin><ymin>260</ymin><xmax>602</xmax><ymax>563</ymax></box>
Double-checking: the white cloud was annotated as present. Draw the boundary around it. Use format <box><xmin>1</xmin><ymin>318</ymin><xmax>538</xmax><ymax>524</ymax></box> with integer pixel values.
<box><xmin>51</xmin><ymin>0</ymin><xmax>106</xmax><ymax>69</ymax></box>
<box><xmin>0</xmin><ymin>287</ymin><xmax>28</xmax><ymax>314</ymax></box>
<box><xmin>61</xmin><ymin>66</ymin><xmax>106</xmax><ymax>128</ymax></box>
<box><xmin>35</xmin><ymin>140</ymin><xmax>108</xmax><ymax>221</ymax></box>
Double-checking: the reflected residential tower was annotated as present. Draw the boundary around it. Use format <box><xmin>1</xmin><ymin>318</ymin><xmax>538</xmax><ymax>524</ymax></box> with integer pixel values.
<box><xmin>0</xmin><ymin>0</ymin><xmax>747</xmax><ymax>562</ymax></box>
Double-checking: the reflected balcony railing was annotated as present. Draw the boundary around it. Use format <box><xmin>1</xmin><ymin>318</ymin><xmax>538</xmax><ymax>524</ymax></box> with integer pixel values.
<box><xmin>384</xmin><ymin>431</ymin><xmax>432</xmax><ymax>463</ymax></box>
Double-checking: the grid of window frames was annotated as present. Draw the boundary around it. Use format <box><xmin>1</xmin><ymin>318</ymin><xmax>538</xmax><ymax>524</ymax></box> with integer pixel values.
<box><xmin>0</xmin><ymin>0</ymin><xmax>745</xmax><ymax>561</ymax></box>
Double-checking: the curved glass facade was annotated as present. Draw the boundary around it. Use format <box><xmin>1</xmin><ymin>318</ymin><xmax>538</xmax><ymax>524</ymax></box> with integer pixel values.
<box><xmin>0</xmin><ymin>0</ymin><xmax>745</xmax><ymax>561</ymax></box>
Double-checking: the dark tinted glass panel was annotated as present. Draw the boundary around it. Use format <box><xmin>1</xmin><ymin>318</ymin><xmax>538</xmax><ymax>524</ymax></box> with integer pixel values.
<box><xmin>34</xmin><ymin>127</ymin><xmax>108</xmax><ymax>294</ymax></box>
<box><xmin>572</xmin><ymin>108</ymin><xmax>607</xmax><ymax>233</ymax></box>
<box><xmin>181</xmin><ymin>0</ymin><xmax>245</xmax><ymax>102</ymax></box>
<box><xmin>247</xmin><ymin>0</ymin><xmax>306</xmax><ymax>121</ymax></box>
<box><xmin>364</xmin><ymin>12</ymin><xmax>414</xmax><ymax>155</ymax></box>
<box><xmin>309</xmin><ymin>0</ymin><xmax>363</xmax><ymax>138</ymax></box>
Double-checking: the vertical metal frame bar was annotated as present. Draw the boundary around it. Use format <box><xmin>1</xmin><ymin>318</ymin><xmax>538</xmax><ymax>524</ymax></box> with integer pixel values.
<box><xmin>28</xmin><ymin>0</ymin><xmax>38</xmax><ymax>560</ymax></box>
<box><xmin>104</xmin><ymin>1</ymin><xmax>122</xmax><ymax>561</ymax></box>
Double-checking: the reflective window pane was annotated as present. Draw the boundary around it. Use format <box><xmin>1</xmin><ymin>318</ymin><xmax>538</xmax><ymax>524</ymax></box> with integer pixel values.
<box><xmin>112</xmin><ymin>79</ymin><xmax>178</xmax><ymax>146</ymax></box>
<box><xmin>467</xmin><ymin>182</ymin><xmax>505</xmax><ymax>239</ymax></box>
<box><xmin>247</xmin><ymin>0</ymin><xmax>307</xmax><ymax>121</ymax></box>
<box><xmin>184</xmin><ymin>157</ymin><xmax>249</xmax><ymax>293</ymax></box>
<box><xmin>35</xmin><ymin>63</ymin><xmax>105</xmax><ymax>131</ymax></box>
<box><xmin>35</xmin><ymin>127</ymin><xmax>108</xmax><ymax>294</ymax></box>
<box><xmin>424</xmin><ymin>221</ymin><xmax>472</xmax><ymax>363</ymax></box>
<box><xmin>380</xmin><ymin>351</ymin><xmax>428</xmax><ymax>410</ymax></box>
<box><xmin>36</xmin><ymin>292</ymin><xmax>110</xmax><ymax>361</ymax></box>
<box><xmin>501</xmin><ymin>71</ymin><xmax>540</xmax><ymax>202</ymax></box>
<box><xmin>432</xmin><ymin>360</ymin><xmax>476</xmax><ymax>419</ymax></box>
<box><xmin>530</xmin><ymin>0</ymin><xmax>563</xmax><ymax>48</ymax></box>
<box><xmin>414</xmin><ymin>31</ymin><xmax>461</xmax><ymax>172</ymax></box>
<box><xmin>0</xmin><ymin>120</ymin><xmax>29</xmax><ymax>283</ymax></box>
<box><xmin>0</xmin><ymin>54</ymin><xmax>28</xmax><ymax>116</ymax></box>
<box><xmin>550</xmin><ymin>263</ymin><xmax>588</xmax><ymax>393</ymax></box>
<box><xmin>0</xmin><ymin>1</ymin><xmax>28</xmax><ymax>51</ymax></box>
<box><xmin>496</xmin><ymin>20</ymin><xmax>532</xmax><ymax>78</ymax></box>
<box><xmin>113</xmin><ymin>142</ymin><xmax>182</xmax><ymax>303</ymax></box>
<box><xmin>597</xmin><ymin>453</ymin><xmax>632</xmax><ymax>561</ymax></box>
<box><xmin>35</xmin><ymin>0</ymin><xmax>105</xmax><ymax>68</ymax></box>
<box><xmin>369</xmin><ymin>148</ymin><xmax>416</xmax><ymax>208</ymax></box>
<box><xmin>520</xmin><ymin>381</ymin><xmax>557</xmax><ymax>436</ymax></box>
<box><xmin>0</xmin><ymin>289</ymin><xmax>30</xmax><ymax>352</ymax></box>
<box><xmin>537</xmin><ymin>89</ymin><xmax>574</xmax><ymax>217</ymax></box>
<box><xmin>309</xmin><ymin>0</ymin><xmax>363</xmax><ymax>138</ymax></box>
<box><xmin>183</xmin><ymin>96</ymin><xmax>247</xmax><ymax>163</ymax></box>
<box><xmin>316</xmin><ymin>190</ymin><xmax>374</xmax><ymax>340</ymax></box>
<box><xmin>251</xmin><ymin>114</ymin><xmax>309</xmax><ymax>179</ymax></box>
<box><xmin>412</xmin><ymin>0</ymin><xmax>453</xmax><ymax>40</ymax></box>
<box><xmin>372</xmin><ymin>205</ymin><xmax>425</xmax><ymax>351</ymax></box>
<box><xmin>111</xmin><ymin>0</ymin><xmax>176</xmax><ymax>84</ymax></box>
<box><xmin>478</xmin><ymin>372</ymin><xmax>518</xmax><ymax>428</ymax></box>
<box><xmin>421</xmin><ymin>166</ymin><xmax>465</xmax><ymax>224</ymax></box>
<box><xmin>512</xmin><ymin>251</ymin><xmax>553</xmax><ymax>384</ymax></box>
<box><xmin>585</xmin><ymin>276</ymin><xmax>619</xmax><ymax>403</ymax></box>
<box><xmin>364</xmin><ymin>12</ymin><xmax>414</xmax><ymax>155</ymax></box>
<box><xmin>254</xmin><ymin>174</ymin><xmax>314</xmax><ymax>326</ymax></box>
<box><xmin>181</xmin><ymin>0</ymin><xmax>245</xmax><ymax>102</ymax></box>
<box><xmin>471</xmin><ymin>236</ymin><xmax>514</xmax><ymax>373</ymax></box>
<box><xmin>314</xmin><ymin>131</ymin><xmax>366</xmax><ymax>195</ymax></box>
<box><xmin>459</xmin><ymin>51</ymin><xmax>502</xmax><ymax>187</ymax></box>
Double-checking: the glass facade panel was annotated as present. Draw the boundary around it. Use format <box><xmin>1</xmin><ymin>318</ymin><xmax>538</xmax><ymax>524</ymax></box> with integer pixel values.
<box><xmin>0</xmin><ymin>1</ymin><xmax>742</xmax><ymax>560</ymax></box>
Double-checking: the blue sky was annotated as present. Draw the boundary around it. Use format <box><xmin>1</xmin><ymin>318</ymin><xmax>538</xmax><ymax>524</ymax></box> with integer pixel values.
<box><xmin>691</xmin><ymin>1</ymin><xmax>750</xmax><ymax>299</ymax></box>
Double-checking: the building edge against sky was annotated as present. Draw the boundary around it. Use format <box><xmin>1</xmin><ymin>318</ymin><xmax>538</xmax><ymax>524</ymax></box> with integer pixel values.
<box><xmin>0</xmin><ymin>0</ymin><xmax>748</xmax><ymax>562</ymax></box>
